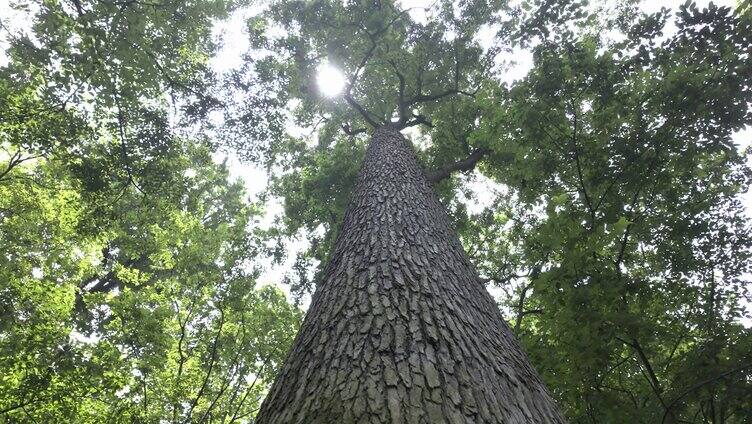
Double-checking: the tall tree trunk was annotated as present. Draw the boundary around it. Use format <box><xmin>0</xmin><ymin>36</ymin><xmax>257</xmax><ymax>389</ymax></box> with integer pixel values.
<box><xmin>256</xmin><ymin>126</ymin><xmax>565</xmax><ymax>423</ymax></box>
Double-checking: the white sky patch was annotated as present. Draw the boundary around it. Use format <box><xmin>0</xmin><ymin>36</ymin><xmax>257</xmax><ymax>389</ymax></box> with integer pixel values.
<box><xmin>443</xmin><ymin>28</ymin><xmax>458</xmax><ymax>42</ymax></box>
<box><xmin>213</xmin><ymin>151</ymin><xmax>268</xmax><ymax>198</ymax></box>
<box><xmin>459</xmin><ymin>171</ymin><xmax>507</xmax><ymax>215</ymax></box>
<box><xmin>643</xmin><ymin>0</ymin><xmax>738</xmax><ymax>15</ymax></box>
<box><xmin>69</xmin><ymin>329</ymin><xmax>101</xmax><ymax>345</ymax></box>
<box><xmin>475</xmin><ymin>23</ymin><xmax>497</xmax><ymax>52</ymax></box>
<box><xmin>31</xmin><ymin>267</ymin><xmax>44</xmax><ymax>280</ymax></box>
<box><xmin>0</xmin><ymin>1</ymin><xmax>38</xmax><ymax>66</ymax></box>
<box><xmin>316</xmin><ymin>62</ymin><xmax>346</xmax><ymax>98</ymax></box>
<box><xmin>210</xmin><ymin>6</ymin><xmax>262</xmax><ymax>73</ymax></box>
<box><xmin>499</xmin><ymin>47</ymin><xmax>535</xmax><ymax>85</ymax></box>
<box><xmin>401</xmin><ymin>125</ymin><xmax>428</xmax><ymax>148</ymax></box>
<box><xmin>397</xmin><ymin>0</ymin><xmax>434</xmax><ymax>25</ymax></box>
<box><xmin>257</xmin><ymin>229</ymin><xmax>314</xmax><ymax>310</ymax></box>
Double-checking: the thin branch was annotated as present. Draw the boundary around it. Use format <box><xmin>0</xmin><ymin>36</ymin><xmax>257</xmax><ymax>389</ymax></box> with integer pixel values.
<box><xmin>408</xmin><ymin>87</ymin><xmax>478</xmax><ymax>105</ymax></box>
<box><xmin>514</xmin><ymin>283</ymin><xmax>534</xmax><ymax>333</ymax></box>
<box><xmin>197</xmin><ymin>313</ymin><xmax>251</xmax><ymax>423</ymax></box>
<box><xmin>183</xmin><ymin>308</ymin><xmax>226</xmax><ymax>423</ymax></box>
<box><xmin>406</xmin><ymin>38</ymin><xmax>478</xmax><ymax>106</ymax></box>
<box><xmin>113</xmin><ymin>88</ymin><xmax>145</xmax><ymax>194</ymax></box>
<box><xmin>172</xmin><ymin>301</ymin><xmax>192</xmax><ymax>423</ymax></box>
<box><xmin>613</xmin><ymin>187</ymin><xmax>642</xmax><ymax>272</ymax></box>
<box><xmin>141</xmin><ymin>45</ymin><xmax>223</xmax><ymax>107</ymax></box>
<box><xmin>0</xmin><ymin>151</ymin><xmax>41</xmax><ymax>183</ymax></box>
<box><xmin>228</xmin><ymin>356</ymin><xmax>271</xmax><ymax>423</ymax></box>
<box><xmin>513</xmin><ymin>266</ymin><xmax>542</xmax><ymax>332</ymax></box>
<box><xmin>596</xmin><ymin>356</ymin><xmax>632</xmax><ymax>390</ymax></box>
<box><xmin>617</xmin><ymin>336</ymin><xmax>671</xmax><ymax>415</ymax></box>
<box><xmin>661</xmin><ymin>364</ymin><xmax>752</xmax><ymax>424</ymax></box>
<box><xmin>20</xmin><ymin>403</ymin><xmax>39</xmax><ymax>424</ymax></box>
<box><xmin>0</xmin><ymin>397</ymin><xmax>49</xmax><ymax>416</ymax></box>
<box><xmin>71</xmin><ymin>0</ymin><xmax>86</xmax><ymax>17</ymax></box>
<box><xmin>341</xmin><ymin>29</ymin><xmax>375</xmax><ymax>123</ymax></box>
<box><xmin>568</xmin><ymin>101</ymin><xmax>596</xmax><ymax>226</ymax></box>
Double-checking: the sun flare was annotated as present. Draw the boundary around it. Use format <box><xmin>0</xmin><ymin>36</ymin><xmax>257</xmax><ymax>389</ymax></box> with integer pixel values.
<box><xmin>316</xmin><ymin>62</ymin><xmax>346</xmax><ymax>97</ymax></box>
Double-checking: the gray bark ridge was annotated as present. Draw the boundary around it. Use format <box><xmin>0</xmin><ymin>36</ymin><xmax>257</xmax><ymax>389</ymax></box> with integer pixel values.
<box><xmin>256</xmin><ymin>125</ymin><xmax>566</xmax><ymax>423</ymax></box>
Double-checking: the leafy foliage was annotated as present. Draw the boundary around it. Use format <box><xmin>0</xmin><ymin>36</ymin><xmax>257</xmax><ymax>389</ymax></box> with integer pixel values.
<box><xmin>1</xmin><ymin>0</ymin><xmax>301</xmax><ymax>422</ymax></box>
<box><xmin>462</xmin><ymin>3</ymin><xmax>752</xmax><ymax>422</ymax></box>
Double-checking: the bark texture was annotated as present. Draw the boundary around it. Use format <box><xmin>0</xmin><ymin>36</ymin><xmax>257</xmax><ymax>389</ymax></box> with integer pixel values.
<box><xmin>255</xmin><ymin>126</ymin><xmax>565</xmax><ymax>423</ymax></box>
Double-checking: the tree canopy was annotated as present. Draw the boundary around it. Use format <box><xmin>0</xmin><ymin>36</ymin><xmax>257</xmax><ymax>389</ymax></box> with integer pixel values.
<box><xmin>1</xmin><ymin>0</ymin><xmax>751</xmax><ymax>422</ymax></box>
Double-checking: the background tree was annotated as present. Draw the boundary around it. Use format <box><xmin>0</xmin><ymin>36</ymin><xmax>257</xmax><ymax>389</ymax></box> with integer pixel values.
<box><xmin>0</xmin><ymin>0</ymin><xmax>300</xmax><ymax>421</ymax></box>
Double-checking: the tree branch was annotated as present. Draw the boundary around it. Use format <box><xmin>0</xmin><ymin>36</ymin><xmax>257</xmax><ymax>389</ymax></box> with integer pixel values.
<box><xmin>341</xmin><ymin>10</ymin><xmax>410</xmax><ymax>129</ymax></box>
<box><xmin>228</xmin><ymin>355</ymin><xmax>271</xmax><ymax>423</ymax></box>
<box><xmin>426</xmin><ymin>147</ymin><xmax>489</xmax><ymax>183</ymax></box>
<box><xmin>183</xmin><ymin>308</ymin><xmax>225</xmax><ymax>423</ymax></box>
<box><xmin>406</xmin><ymin>40</ymin><xmax>478</xmax><ymax>106</ymax></box>
<box><xmin>398</xmin><ymin>113</ymin><xmax>433</xmax><ymax>130</ymax></box>
<box><xmin>661</xmin><ymin>364</ymin><xmax>752</xmax><ymax>424</ymax></box>
<box><xmin>0</xmin><ymin>150</ymin><xmax>42</xmax><ymax>183</ymax></box>
<box><xmin>0</xmin><ymin>397</ymin><xmax>49</xmax><ymax>416</ymax></box>
<box><xmin>113</xmin><ymin>89</ymin><xmax>145</xmax><ymax>194</ymax></box>
<box><xmin>408</xmin><ymin>87</ymin><xmax>478</xmax><ymax>105</ymax></box>
<box><xmin>344</xmin><ymin>94</ymin><xmax>380</xmax><ymax>127</ymax></box>
<box><xmin>341</xmin><ymin>123</ymin><xmax>367</xmax><ymax>136</ymax></box>
<box><xmin>387</xmin><ymin>59</ymin><xmax>408</xmax><ymax>123</ymax></box>
<box><xmin>616</xmin><ymin>336</ymin><xmax>670</xmax><ymax>415</ymax></box>
<box><xmin>172</xmin><ymin>301</ymin><xmax>191</xmax><ymax>423</ymax></box>
<box><xmin>568</xmin><ymin>101</ymin><xmax>595</xmax><ymax>226</ymax></box>
<box><xmin>141</xmin><ymin>45</ymin><xmax>223</xmax><ymax>107</ymax></box>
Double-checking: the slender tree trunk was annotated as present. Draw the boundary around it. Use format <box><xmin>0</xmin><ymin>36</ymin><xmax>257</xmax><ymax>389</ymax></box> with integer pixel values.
<box><xmin>256</xmin><ymin>125</ymin><xmax>565</xmax><ymax>423</ymax></box>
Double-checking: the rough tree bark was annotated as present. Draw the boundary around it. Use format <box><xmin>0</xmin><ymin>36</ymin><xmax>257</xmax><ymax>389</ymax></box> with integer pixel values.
<box><xmin>255</xmin><ymin>125</ymin><xmax>565</xmax><ymax>423</ymax></box>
